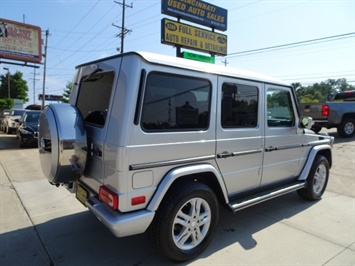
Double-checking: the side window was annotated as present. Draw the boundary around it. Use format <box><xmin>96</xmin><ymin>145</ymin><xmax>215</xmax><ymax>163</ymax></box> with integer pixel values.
<box><xmin>141</xmin><ymin>72</ymin><xmax>211</xmax><ymax>131</ymax></box>
<box><xmin>76</xmin><ymin>71</ymin><xmax>114</xmax><ymax>127</ymax></box>
<box><xmin>221</xmin><ymin>83</ymin><xmax>258</xmax><ymax>128</ymax></box>
<box><xmin>267</xmin><ymin>88</ymin><xmax>295</xmax><ymax>127</ymax></box>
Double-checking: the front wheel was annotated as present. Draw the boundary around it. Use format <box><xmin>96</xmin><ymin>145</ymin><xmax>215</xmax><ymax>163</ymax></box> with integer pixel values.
<box><xmin>297</xmin><ymin>155</ymin><xmax>329</xmax><ymax>201</ymax></box>
<box><xmin>337</xmin><ymin>117</ymin><xmax>355</xmax><ymax>138</ymax></box>
<box><xmin>311</xmin><ymin>125</ymin><xmax>322</xmax><ymax>133</ymax></box>
<box><xmin>150</xmin><ymin>181</ymin><xmax>219</xmax><ymax>262</ymax></box>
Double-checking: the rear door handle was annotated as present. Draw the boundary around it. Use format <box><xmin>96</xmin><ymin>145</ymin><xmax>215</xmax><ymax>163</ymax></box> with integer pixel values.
<box><xmin>217</xmin><ymin>151</ymin><xmax>233</xmax><ymax>158</ymax></box>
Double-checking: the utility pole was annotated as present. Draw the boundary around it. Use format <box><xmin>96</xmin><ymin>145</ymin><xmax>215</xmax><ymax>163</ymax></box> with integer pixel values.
<box><xmin>30</xmin><ymin>68</ymin><xmax>40</xmax><ymax>104</ymax></box>
<box><xmin>3</xmin><ymin>67</ymin><xmax>10</xmax><ymax>98</ymax></box>
<box><xmin>221</xmin><ymin>59</ymin><xmax>229</xmax><ymax>67</ymax></box>
<box><xmin>113</xmin><ymin>0</ymin><xmax>133</xmax><ymax>53</ymax></box>
<box><xmin>42</xmin><ymin>29</ymin><xmax>49</xmax><ymax>110</ymax></box>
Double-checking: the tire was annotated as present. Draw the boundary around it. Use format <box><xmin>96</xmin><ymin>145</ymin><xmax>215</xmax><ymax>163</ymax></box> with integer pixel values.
<box><xmin>18</xmin><ymin>137</ymin><xmax>24</xmax><ymax>148</ymax></box>
<box><xmin>150</xmin><ymin>181</ymin><xmax>219</xmax><ymax>262</ymax></box>
<box><xmin>337</xmin><ymin>117</ymin><xmax>355</xmax><ymax>138</ymax></box>
<box><xmin>5</xmin><ymin>125</ymin><xmax>10</xmax><ymax>134</ymax></box>
<box><xmin>297</xmin><ymin>155</ymin><xmax>329</xmax><ymax>201</ymax></box>
<box><xmin>311</xmin><ymin>125</ymin><xmax>322</xmax><ymax>133</ymax></box>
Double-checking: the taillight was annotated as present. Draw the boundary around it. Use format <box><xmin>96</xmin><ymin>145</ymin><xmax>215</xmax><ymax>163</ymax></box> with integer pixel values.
<box><xmin>322</xmin><ymin>104</ymin><xmax>329</xmax><ymax>117</ymax></box>
<box><xmin>99</xmin><ymin>186</ymin><xmax>118</xmax><ymax>210</ymax></box>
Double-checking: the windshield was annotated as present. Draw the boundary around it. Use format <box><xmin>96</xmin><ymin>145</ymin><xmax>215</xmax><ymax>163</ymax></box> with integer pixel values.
<box><xmin>24</xmin><ymin>112</ymin><xmax>40</xmax><ymax>122</ymax></box>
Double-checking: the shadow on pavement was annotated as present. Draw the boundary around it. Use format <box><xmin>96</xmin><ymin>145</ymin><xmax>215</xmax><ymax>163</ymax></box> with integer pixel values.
<box><xmin>0</xmin><ymin>193</ymin><xmax>317</xmax><ymax>265</ymax></box>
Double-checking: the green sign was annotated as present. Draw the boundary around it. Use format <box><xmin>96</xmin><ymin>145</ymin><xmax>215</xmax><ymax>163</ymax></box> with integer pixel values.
<box><xmin>182</xmin><ymin>52</ymin><xmax>215</xmax><ymax>64</ymax></box>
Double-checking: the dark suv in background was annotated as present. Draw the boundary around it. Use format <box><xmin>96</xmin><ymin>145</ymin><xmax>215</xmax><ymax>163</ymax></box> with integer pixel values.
<box><xmin>16</xmin><ymin>110</ymin><xmax>41</xmax><ymax>148</ymax></box>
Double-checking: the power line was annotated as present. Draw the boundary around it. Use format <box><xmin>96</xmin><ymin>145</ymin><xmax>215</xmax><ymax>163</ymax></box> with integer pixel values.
<box><xmin>226</xmin><ymin>32</ymin><xmax>355</xmax><ymax>58</ymax></box>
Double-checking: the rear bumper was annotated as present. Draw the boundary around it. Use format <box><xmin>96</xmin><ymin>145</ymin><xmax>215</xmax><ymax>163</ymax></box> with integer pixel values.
<box><xmin>86</xmin><ymin>196</ymin><xmax>155</xmax><ymax>237</ymax></box>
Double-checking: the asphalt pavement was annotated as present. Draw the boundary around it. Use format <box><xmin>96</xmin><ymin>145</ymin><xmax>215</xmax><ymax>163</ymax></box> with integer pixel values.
<box><xmin>0</xmin><ymin>129</ymin><xmax>354</xmax><ymax>266</ymax></box>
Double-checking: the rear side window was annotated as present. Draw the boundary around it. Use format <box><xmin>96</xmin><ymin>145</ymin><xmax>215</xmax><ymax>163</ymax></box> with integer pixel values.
<box><xmin>221</xmin><ymin>83</ymin><xmax>258</xmax><ymax>128</ymax></box>
<box><xmin>141</xmin><ymin>72</ymin><xmax>211</xmax><ymax>131</ymax></box>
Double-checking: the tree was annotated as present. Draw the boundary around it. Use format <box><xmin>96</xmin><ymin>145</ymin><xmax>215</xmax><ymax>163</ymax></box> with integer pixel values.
<box><xmin>61</xmin><ymin>81</ymin><xmax>73</xmax><ymax>103</ymax></box>
<box><xmin>0</xmin><ymin>71</ymin><xmax>29</xmax><ymax>102</ymax></box>
<box><xmin>294</xmin><ymin>78</ymin><xmax>355</xmax><ymax>103</ymax></box>
<box><xmin>0</xmin><ymin>98</ymin><xmax>14</xmax><ymax>110</ymax></box>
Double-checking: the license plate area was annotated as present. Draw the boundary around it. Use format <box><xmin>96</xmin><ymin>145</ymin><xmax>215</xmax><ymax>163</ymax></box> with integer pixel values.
<box><xmin>76</xmin><ymin>183</ymin><xmax>88</xmax><ymax>206</ymax></box>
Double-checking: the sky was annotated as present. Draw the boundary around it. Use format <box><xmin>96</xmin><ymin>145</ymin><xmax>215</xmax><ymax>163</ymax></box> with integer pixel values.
<box><xmin>0</xmin><ymin>0</ymin><xmax>354</xmax><ymax>106</ymax></box>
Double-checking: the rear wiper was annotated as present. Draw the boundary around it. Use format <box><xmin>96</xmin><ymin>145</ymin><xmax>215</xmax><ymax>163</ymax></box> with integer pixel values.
<box><xmin>84</xmin><ymin>65</ymin><xmax>103</xmax><ymax>82</ymax></box>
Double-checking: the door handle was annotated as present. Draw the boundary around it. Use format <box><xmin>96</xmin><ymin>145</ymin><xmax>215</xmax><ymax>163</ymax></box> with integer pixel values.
<box><xmin>217</xmin><ymin>151</ymin><xmax>233</xmax><ymax>158</ymax></box>
<box><xmin>265</xmin><ymin>146</ymin><xmax>278</xmax><ymax>152</ymax></box>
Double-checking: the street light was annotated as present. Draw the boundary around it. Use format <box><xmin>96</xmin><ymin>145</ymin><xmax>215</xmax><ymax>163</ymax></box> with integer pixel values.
<box><xmin>3</xmin><ymin>67</ymin><xmax>10</xmax><ymax>98</ymax></box>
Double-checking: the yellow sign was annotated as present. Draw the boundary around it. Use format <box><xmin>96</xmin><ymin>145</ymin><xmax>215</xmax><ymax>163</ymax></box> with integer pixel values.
<box><xmin>161</xmin><ymin>18</ymin><xmax>227</xmax><ymax>56</ymax></box>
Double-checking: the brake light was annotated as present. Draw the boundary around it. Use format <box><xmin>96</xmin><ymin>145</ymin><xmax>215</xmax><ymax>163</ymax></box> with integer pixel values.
<box><xmin>99</xmin><ymin>186</ymin><xmax>118</xmax><ymax>210</ymax></box>
<box><xmin>322</xmin><ymin>104</ymin><xmax>329</xmax><ymax>117</ymax></box>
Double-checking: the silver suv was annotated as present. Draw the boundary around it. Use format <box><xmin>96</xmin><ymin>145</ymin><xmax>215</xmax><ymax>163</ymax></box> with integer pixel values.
<box><xmin>39</xmin><ymin>52</ymin><xmax>334</xmax><ymax>262</ymax></box>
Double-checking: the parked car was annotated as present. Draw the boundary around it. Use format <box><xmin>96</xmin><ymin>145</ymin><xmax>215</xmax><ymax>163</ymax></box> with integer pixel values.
<box><xmin>299</xmin><ymin>90</ymin><xmax>355</xmax><ymax>137</ymax></box>
<box><xmin>0</xmin><ymin>109</ymin><xmax>11</xmax><ymax>132</ymax></box>
<box><xmin>3</xmin><ymin>109</ymin><xmax>26</xmax><ymax>134</ymax></box>
<box><xmin>38</xmin><ymin>52</ymin><xmax>334</xmax><ymax>262</ymax></box>
<box><xmin>16</xmin><ymin>110</ymin><xmax>41</xmax><ymax>148</ymax></box>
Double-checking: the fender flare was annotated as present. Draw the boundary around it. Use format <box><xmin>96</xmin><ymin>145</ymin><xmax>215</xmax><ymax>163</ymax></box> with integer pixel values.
<box><xmin>298</xmin><ymin>144</ymin><xmax>332</xmax><ymax>181</ymax></box>
<box><xmin>147</xmin><ymin>163</ymin><xmax>228</xmax><ymax>212</ymax></box>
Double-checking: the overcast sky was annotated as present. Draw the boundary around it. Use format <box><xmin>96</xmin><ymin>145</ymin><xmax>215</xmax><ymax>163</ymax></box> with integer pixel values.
<box><xmin>1</xmin><ymin>0</ymin><xmax>354</xmax><ymax>106</ymax></box>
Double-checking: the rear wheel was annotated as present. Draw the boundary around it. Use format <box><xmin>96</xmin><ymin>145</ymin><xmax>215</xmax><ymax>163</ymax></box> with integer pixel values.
<box><xmin>150</xmin><ymin>181</ymin><xmax>219</xmax><ymax>262</ymax></box>
<box><xmin>297</xmin><ymin>155</ymin><xmax>329</xmax><ymax>200</ymax></box>
<box><xmin>337</xmin><ymin>117</ymin><xmax>355</xmax><ymax>138</ymax></box>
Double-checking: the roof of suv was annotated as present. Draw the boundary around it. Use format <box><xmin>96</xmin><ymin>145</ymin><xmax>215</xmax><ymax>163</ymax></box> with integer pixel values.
<box><xmin>76</xmin><ymin>51</ymin><xmax>290</xmax><ymax>87</ymax></box>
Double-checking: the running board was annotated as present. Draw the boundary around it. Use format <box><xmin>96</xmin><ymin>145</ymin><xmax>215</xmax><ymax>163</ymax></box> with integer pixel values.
<box><xmin>228</xmin><ymin>181</ymin><xmax>306</xmax><ymax>213</ymax></box>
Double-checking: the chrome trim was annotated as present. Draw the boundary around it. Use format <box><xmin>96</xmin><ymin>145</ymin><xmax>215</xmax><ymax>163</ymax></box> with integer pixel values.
<box><xmin>265</xmin><ymin>143</ymin><xmax>302</xmax><ymax>152</ymax></box>
<box><xmin>232</xmin><ymin>149</ymin><xmax>263</xmax><ymax>156</ymax></box>
<box><xmin>129</xmin><ymin>155</ymin><xmax>216</xmax><ymax>171</ymax></box>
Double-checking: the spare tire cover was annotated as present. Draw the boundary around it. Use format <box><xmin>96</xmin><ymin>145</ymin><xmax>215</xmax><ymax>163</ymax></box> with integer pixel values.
<box><xmin>38</xmin><ymin>104</ymin><xmax>87</xmax><ymax>185</ymax></box>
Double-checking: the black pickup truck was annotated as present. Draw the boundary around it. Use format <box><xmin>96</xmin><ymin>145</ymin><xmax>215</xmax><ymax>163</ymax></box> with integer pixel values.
<box><xmin>299</xmin><ymin>90</ymin><xmax>355</xmax><ymax>138</ymax></box>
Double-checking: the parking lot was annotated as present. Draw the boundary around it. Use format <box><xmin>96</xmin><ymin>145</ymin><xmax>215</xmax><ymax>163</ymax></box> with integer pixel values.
<box><xmin>0</xmin><ymin>129</ymin><xmax>354</xmax><ymax>265</ymax></box>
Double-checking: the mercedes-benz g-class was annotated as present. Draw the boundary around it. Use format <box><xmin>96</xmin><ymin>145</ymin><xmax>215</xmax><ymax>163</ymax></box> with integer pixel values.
<box><xmin>38</xmin><ymin>52</ymin><xmax>334</xmax><ymax>262</ymax></box>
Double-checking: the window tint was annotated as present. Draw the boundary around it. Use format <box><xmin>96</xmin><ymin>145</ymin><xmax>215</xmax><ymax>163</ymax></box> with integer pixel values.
<box><xmin>221</xmin><ymin>83</ymin><xmax>258</xmax><ymax>128</ymax></box>
<box><xmin>141</xmin><ymin>72</ymin><xmax>211</xmax><ymax>131</ymax></box>
<box><xmin>267</xmin><ymin>88</ymin><xmax>295</xmax><ymax>127</ymax></box>
<box><xmin>76</xmin><ymin>71</ymin><xmax>114</xmax><ymax>127</ymax></box>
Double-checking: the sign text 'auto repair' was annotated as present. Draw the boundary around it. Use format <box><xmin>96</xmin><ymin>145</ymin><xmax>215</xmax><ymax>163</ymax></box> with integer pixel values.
<box><xmin>161</xmin><ymin>18</ymin><xmax>227</xmax><ymax>56</ymax></box>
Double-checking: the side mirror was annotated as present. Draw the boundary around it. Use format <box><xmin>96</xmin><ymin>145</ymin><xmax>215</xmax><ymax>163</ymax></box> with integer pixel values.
<box><xmin>299</xmin><ymin>116</ymin><xmax>313</xmax><ymax>129</ymax></box>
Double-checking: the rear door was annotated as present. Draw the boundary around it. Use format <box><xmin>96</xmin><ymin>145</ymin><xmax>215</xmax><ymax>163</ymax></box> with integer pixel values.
<box><xmin>216</xmin><ymin>77</ymin><xmax>263</xmax><ymax>195</ymax></box>
<box><xmin>75</xmin><ymin>64</ymin><xmax>118</xmax><ymax>188</ymax></box>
